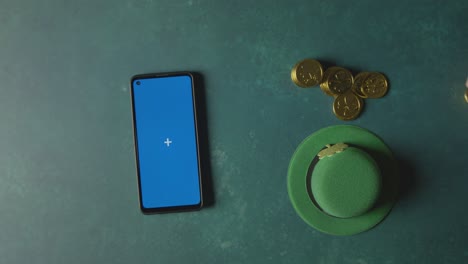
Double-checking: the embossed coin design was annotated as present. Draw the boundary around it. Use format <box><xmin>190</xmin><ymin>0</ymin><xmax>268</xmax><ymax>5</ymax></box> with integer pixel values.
<box><xmin>323</xmin><ymin>67</ymin><xmax>354</xmax><ymax>95</ymax></box>
<box><xmin>320</xmin><ymin>67</ymin><xmax>339</xmax><ymax>96</ymax></box>
<box><xmin>352</xmin><ymin>72</ymin><xmax>371</xmax><ymax>98</ymax></box>
<box><xmin>361</xmin><ymin>72</ymin><xmax>388</xmax><ymax>98</ymax></box>
<box><xmin>291</xmin><ymin>59</ymin><xmax>324</xmax><ymax>88</ymax></box>
<box><xmin>333</xmin><ymin>92</ymin><xmax>363</xmax><ymax>120</ymax></box>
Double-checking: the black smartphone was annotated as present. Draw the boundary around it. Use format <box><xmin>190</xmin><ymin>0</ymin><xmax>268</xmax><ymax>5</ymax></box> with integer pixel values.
<box><xmin>130</xmin><ymin>72</ymin><xmax>203</xmax><ymax>213</ymax></box>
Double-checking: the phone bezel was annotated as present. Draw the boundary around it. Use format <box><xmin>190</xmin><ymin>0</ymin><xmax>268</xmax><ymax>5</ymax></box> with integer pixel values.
<box><xmin>130</xmin><ymin>72</ymin><xmax>203</xmax><ymax>214</ymax></box>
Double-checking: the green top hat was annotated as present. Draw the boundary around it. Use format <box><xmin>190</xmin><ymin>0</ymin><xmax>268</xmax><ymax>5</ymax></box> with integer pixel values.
<box><xmin>287</xmin><ymin>125</ymin><xmax>399</xmax><ymax>236</ymax></box>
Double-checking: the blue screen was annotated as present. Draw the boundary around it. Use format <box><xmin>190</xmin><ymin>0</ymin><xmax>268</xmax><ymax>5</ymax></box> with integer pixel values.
<box><xmin>132</xmin><ymin>75</ymin><xmax>201</xmax><ymax>209</ymax></box>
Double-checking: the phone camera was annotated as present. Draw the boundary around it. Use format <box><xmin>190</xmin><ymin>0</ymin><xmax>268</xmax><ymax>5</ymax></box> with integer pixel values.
<box><xmin>136</xmin><ymin>81</ymin><xmax>141</xmax><ymax>85</ymax></box>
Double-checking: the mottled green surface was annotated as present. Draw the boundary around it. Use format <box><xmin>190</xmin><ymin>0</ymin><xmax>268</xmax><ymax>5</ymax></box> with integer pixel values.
<box><xmin>0</xmin><ymin>0</ymin><xmax>467</xmax><ymax>263</ymax></box>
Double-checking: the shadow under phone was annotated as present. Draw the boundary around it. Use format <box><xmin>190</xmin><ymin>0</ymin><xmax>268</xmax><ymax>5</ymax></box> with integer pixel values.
<box><xmin>193</xmin><ymin>72</ymin><xmax>216</xmax><ymax>207</ymax></box>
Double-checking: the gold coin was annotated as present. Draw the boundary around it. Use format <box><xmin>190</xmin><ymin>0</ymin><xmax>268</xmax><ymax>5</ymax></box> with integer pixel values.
<box><xmin>320</xmin><ymin>67</ymin><xmax>339</xmax><ymax>96</ymax></box>
<box><xmin>333</xmin><ymin>92</ymin><xmax>363</xmax><ymax>121</ymax></box>
<box><xmin>291</xmin><ymin>59</ymin><xmax>323</xmax><ymax>88</ymax></box>
<box><xmin>352</xmin><ymin>72</ymin><xmax>371</xmax><ymax>98</ymax></box>
<box><xmin>361</xmin><ymin>72</ymin><xmax>388</xmax><ymax>98</ymax></box>
<box><xmin>322</xmin><ymin>67</ymin><xmax>353</xmax><ymax>96</ymax></box>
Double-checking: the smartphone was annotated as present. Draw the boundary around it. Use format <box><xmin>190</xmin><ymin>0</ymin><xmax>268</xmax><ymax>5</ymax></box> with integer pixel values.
<box><xmin>131</xmin><ymin>72</ymin><xmax>203</xmax><ymax>213</ymax></box>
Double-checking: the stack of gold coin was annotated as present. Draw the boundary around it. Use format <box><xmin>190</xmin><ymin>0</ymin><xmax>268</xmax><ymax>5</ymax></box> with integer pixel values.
<box><xmin>333</xmin><ymin>92</ymin><xmax>364</xmax><ymax>121</ymax></box>
<box><xmin>319</xmin><ymin>67</ymin><xmax>363</xmax><ymax>120</ymax></box>
<box><xmin>291</xmin><ymin>59</ymin><xmax>324</xmax><ymax>88</ymax></box>
<box><xmin>320</xmin><ymin>67</ymin><xmax>354</xmax><ymax>96</ymax></box>
<box><xmin>291</xmin><ymin>58</ymin><xmax>389</xmax><ymax>121</ymax></box>
<box><xmin>352</xmin><ymin>72</ymin><xmax>388</xmax><ymax>99</ymax></box>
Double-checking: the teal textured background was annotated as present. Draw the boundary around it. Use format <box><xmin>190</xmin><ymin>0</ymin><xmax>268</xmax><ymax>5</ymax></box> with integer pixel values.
<box><xmin>1</xmin><ymin>0</ymin><xmax>467</xmax><ymax>263</ymax></box>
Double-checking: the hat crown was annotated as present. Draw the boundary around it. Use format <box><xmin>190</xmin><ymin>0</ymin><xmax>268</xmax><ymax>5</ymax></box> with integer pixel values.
<box><xmin>311</xmin><ymin>146</ymin><xmax>382</xmax><ymax>218</ymax></box>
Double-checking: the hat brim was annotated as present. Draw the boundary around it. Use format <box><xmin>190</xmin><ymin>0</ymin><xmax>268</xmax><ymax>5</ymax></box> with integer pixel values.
<box><xmin>287</xmin><ymin>125</ymin><xmax>398</xmax><ymax>236</ymax></box>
